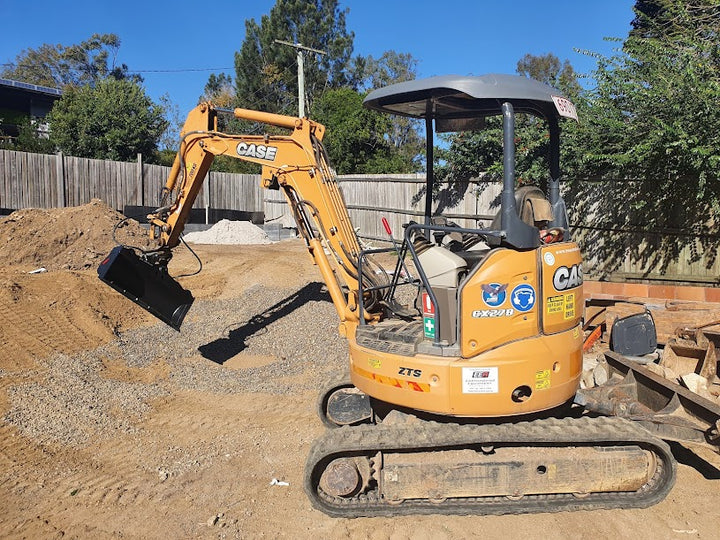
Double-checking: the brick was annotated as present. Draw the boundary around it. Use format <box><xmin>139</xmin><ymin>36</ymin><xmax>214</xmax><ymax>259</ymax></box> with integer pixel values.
<box><xmin>704</xmin><ymin>288</ymin><xmax>720</xmax><ymax>303</ymax></box>
<box><xmin>648</xmin><ymin>285</ymin><xmax>675</xmax><ymax>299</ymax></box>
<box><xmin>674</xmin><ymin>286</ymin><xmax>706</xmax><ymax>302</ymax></box>
<box><xmin>623</xmin><ymin>283</ymin><xmax>649</xmax><ymax>298</ymax></box>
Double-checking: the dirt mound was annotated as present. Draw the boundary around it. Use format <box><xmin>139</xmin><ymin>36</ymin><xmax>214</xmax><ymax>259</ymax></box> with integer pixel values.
<box><xmin>0</xmin><ymin>199</ymin><xmax>154</xmax><ymax>271</ymax></box>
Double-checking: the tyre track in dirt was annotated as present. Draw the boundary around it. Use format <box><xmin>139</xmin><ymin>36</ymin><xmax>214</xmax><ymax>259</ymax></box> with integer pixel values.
<box><xmin>0</xmin><ymin>299</ymin><xmax>100</xmax><ymax>366</ymax></box>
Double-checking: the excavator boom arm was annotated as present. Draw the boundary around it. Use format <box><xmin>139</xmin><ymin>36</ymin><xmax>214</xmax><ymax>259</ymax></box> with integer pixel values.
<box><xmin>102</xmin><ymin>102</ymin><xmax>381</xmax><ymax>329</ymax></box>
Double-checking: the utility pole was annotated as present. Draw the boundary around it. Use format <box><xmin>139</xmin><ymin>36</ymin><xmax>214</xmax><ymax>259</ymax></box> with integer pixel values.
<box><xmin>274</xmin><ymin>40</ymin><xmax>326</xmax><ymax>118</ymax></box>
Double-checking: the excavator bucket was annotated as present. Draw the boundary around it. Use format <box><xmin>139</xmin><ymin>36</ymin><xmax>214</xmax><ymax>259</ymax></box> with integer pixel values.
<box><xmin>97</xmin><ymin>246</ymin><xmax>194</xmax><ymax>330</ymax></box>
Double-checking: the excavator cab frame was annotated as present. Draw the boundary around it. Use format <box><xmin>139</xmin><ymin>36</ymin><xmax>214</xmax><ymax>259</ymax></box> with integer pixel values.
<box><xmin>357</xmin><ymin>74</ymin><xmax>578</xmax><ymax>343</ymax></box>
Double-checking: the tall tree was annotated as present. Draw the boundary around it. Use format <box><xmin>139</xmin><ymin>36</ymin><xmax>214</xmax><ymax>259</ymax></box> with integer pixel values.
<box><xmin>353</xmin><ymin>50</ymin><xmax>418</xmax><ymax>91</ymax></box>
<box><xmin>232</xmin><ymin>0</ymin><xmax>354</xmax><ymax>116</ymax></box>
<box><xmin>200</xmin><ymin>73</ymin><xmax>236</xmax><ymax>107</ymax></box>
<box><xmin>1</xmin><ymin>33</ymin><xmax>133</xmax><ymax>88</ymax></box>
<box><xmin>351</xmin><ymin>50</ymin><xmax>424</xmax><ymax>169</ymax></box>
<box><xmin>48</xmin><ymin>78</ymin><xmax>167</xmax><ymax>162</ymax></box>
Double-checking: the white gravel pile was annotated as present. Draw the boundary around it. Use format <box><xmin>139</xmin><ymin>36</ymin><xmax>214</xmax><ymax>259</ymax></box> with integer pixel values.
<box><xmin>183</xmin><ymin>220</ymin><xmax>273</xmax><ymax>245</ymax></box>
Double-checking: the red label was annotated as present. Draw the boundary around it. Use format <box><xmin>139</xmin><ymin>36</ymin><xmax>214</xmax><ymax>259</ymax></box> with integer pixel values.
<box><xmin>422</xmin><ymin>292</ymin><xmax>435</xmax><ymax>316</ymax></box>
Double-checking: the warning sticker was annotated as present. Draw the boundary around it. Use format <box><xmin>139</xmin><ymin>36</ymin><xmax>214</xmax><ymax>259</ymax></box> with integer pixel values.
<box><xmin>547</xmin><ymin>294</ymin><xmax>575</xmax><ymax>319</ymax></box>
<box><xmin>462</xmin><ymin>367</ymin><xmax>499</xmax><ymax>394</ymax></box>
<box><xmin>547</xmin><ymin>295</ymin><xmax>564</xmax><ymax>314</ymax></box>
<box><xmin>535</xmin><ymin>369</ymin><xmax>551</xmax><ymax>390</ymax></box>
<box><xmin>563</xmin><ymin>293</ymin><xmax>575</xmax><ymax>320</ymax></box>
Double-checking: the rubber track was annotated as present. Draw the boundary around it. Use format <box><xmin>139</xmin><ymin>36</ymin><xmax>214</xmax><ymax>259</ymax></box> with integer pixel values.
<box><xmin>304</xmin><ymin>415</ymin><xmax>676</xmax><ymax>517</ymax></box>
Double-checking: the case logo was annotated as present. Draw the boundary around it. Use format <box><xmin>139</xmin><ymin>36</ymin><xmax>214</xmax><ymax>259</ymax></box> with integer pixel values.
<box><xmin>553</xmin><ymin>264</ymin><xmax>583</xmax><ymax>291</ymax></box>
<box><xmin>236</xmin><ymin>142</ymin><xmax>278</xmax><ymax>161</ymax></box>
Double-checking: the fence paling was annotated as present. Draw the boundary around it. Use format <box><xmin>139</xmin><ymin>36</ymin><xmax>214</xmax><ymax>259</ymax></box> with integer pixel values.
<box><xmin>0</xmin><ymin>149</ymin><xmax>716</xmax><ymax>285</ymax></box>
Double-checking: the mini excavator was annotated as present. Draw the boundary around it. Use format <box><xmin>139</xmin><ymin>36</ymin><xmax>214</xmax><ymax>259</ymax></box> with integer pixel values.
<box><xmin>98</xmin><ymin>74</ymin><xmax>676</xmax><ymax>516</ymax></box>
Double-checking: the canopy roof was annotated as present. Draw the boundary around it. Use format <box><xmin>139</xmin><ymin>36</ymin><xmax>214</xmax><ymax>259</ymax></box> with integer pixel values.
<box><xmin>363</xmin><ymin>74</ymin><xmax>570</xmax><ymax>127</ymax></box>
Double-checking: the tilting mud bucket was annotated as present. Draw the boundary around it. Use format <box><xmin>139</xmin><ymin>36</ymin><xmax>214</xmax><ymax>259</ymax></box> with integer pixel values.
<box><xmin>97</xmin><ymin>246</ymin><xmax>193</xmax><ymax>330</ymax></box>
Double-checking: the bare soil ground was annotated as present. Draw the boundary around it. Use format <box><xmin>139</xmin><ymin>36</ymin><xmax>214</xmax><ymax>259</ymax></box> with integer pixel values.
<box><xmin>0</xmin><ymin>202</ymin><xmax>717</xmax><ymax>539</ymax></box>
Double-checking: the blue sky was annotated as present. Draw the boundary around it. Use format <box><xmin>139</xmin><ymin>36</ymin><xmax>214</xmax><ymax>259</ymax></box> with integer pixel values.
<box><xmin>1</xmin><ymin>0</ymin><xmax>636</xmax><ymax>115</ymax></box>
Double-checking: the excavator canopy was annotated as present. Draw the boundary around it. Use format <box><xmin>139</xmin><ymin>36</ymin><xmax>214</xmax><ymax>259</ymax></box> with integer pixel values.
<box><xmin>363</xmin><ymin>74</ymin><xmax>577</xmax><ymax>249</ymax></box>
<box><xmin>363</xmin><ymin>73</ymin><xmax>576</xmax><ymax>125</ymax></box>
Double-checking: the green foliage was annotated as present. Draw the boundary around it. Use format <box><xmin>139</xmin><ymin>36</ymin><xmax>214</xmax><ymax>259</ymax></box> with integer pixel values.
<box><xmin>436</xmin><ymin>53</ymin><xmax>580</xmax><ymax>187</ymax></box>
<box><xmin>565</xmin><ymin>0</ymin><xmax>720</xmax><ymax>276</ymax></box>
<box><xmin>1</xmin><ymin>33</ymin><xmax>134</xmax><ymax>88</ymax></box>
<box><xmin>201</xmin><ymin>73</ymin><xmax>235</xmax><ymax>106</ymax></box>
<box><xmin>0</xmin><ymin>115</ymin><xmax>55</xmax><ymax>153</ymax></box>
<box><xmin>353</xmin><ymin>50</ymin><xmax>419</xmax><ymax>91</ymax></box>
<box><xmin>351</xmin><ymin>50</ymin><xmax>424</xmax><ymax>169</ymax></box>
<box><xmin>313</xmin><ymin>88</ymin><xmax>420</xmax><ymax>174</ymax></box>
<box><xmin>47</xmin><ymin>79</ymin><xmax>168</xmax><ymax>162</ymax></box>
<box><xmin>232</xmin><ymin>0</ymin><xmax>354</xmax><ymax>115</ymax></box>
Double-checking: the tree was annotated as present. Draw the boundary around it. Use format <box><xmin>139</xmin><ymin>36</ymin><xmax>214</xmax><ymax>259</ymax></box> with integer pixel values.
<box><xmin>351</xmin><ymin>50</ymin><xmax>424</xmax><ymax>167</ymax></box>
<box><xmin>48</xmin><ymin>78</ymin><xmax>168</xmax><ymax>162</ymax></box>
<box><xmin>231</xmin><ymin>0</ymin><xmax>354</xmax><ymax>116</ymax></box>
<box><xmin>313</xmin><ymin>87</ymin><xmax>419</xmax><ymax>174</ymax></box>
<box><xmin>200</xmin><ymin>73</ymin><xmax>235</xmax><ymax>107</ymax></box>
<box><xmin>436</xmin><ymin>53</ymin><xmax>580</xmax><ymax>187</ymax></box>
<box><xmin>565</xmin><ymin>0</ymin><xmax>720</xmax><ymax>276</ymax></box>
<box><xmin>1</xmin><ymin>33</ymin><xmax>134</xmax><ymax>88</ymax></box>
<box><xmin>353</xmin><ymin>50</ymin><xmax>418</xmax><ymax>91</ymax></box>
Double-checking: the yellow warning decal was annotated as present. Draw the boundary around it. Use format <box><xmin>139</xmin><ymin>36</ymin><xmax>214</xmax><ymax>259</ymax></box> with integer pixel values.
<box><xmin>353</xmin><ymin>365</ymin><xmax>430</xmax><ymax>393</ymax></box>
<box><xmin>535</xmin><ymin>369</ymin><xmax>551</xmax><ymax>390</ymax></box>
<box><xmin>547</xmin><ymin>293</ymin><xmax>576</xmax><ymax>319</ymax></box>
<box><xmin>368</xmin><ymin>358</ymin><xmax>381</xmax><ymax>369</ymax></box>
<box><xmin>547</xmin><ymin>295</ymin><xmax>563</xmax><ymax>314</ymax></box>
<box><xmin>563</xmin><ymin>293</ymin><xmax>575</xmax><ymax>320</ymax></box>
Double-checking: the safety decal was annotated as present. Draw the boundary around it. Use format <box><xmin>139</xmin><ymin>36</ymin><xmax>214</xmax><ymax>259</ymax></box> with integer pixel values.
<box><xmin>546</xmin><ymin>293</ymin><xmax>575</xmax><ymax>319</ymax></box>
<box><xmin>368</xmin><ymin>358</ymin><xmax>381</xmax><ymax>369</ymax></box>
<box><xmin>353</xmin><ymin>365</ymin><xmax>430</xmax><ymax>392</ymax></box>
<box><xmin>535</xmin><ymin>369</ymin><xmax>551</xmax><ymax>390</ymax></box>
<box><xmin>563</xmin><ymin>293</ymin><xmax>576</xmax><ymax>320</ymax></box>
<box><xmin>481</xmin><ymin>283</ymin><xmax>508</xmax><ymax>307</ymax></box>
<box><xmin>462</xmin><ymin>367</ymin><xmax>499</xmax><ymax>394</ymax></box>
<box><xmin>423</xmin><ymin>316</ymin><xmax>436</xmax><ymax>339</ymax></box>
<box><xmin>510</xmin><ymin>284</ymin><xmax>536</xmax><ymax>312</ymax></box>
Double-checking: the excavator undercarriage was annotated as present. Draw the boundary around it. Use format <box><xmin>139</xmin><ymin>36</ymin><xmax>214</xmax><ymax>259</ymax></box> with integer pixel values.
<box><xmin>305</xmin><ymin>415</ymin><xmax>675</xmax><ymax>517</ymax></box>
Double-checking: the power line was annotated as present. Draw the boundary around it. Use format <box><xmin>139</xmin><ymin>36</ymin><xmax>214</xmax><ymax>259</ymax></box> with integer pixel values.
<box><xmin>133</xmin><ymin>67</ymin><xmax>234</xmax><ymax>73</ymax></box>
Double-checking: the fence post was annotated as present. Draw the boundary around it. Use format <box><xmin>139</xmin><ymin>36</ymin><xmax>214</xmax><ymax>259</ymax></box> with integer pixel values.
<box><xmin>55</xmin><ymin>151</ymin><xmax>65</xmax><ymax>208</ymax></box>
<box><xmin>136</xmin><ymin>153</ymin><xmax>143</xmax><ymax>206</ymax></box>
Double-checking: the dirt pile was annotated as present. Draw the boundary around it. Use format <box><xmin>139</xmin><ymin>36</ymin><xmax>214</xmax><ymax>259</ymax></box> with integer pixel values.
<box><xmin>0</xmin><ymin>199</ymin><xmax>153</xmax><ymax>271</ymax></box>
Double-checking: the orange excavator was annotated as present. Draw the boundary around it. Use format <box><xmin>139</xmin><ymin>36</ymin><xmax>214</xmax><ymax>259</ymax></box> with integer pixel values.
<box><xmin>98</xmin><ymin>74</ymin><xmax>676</xmax><ymax>516</ymax></box>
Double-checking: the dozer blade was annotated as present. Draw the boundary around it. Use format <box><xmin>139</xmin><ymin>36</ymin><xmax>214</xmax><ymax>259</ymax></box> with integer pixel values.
<box><xmin>97</xmin><ymin>246</ymin><xmax>193</xmax><ymax>330</ymax></box>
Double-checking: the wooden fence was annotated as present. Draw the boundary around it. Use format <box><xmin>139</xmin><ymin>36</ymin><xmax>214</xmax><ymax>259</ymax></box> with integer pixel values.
<box><xmin>1</xmin><ymin>149</ymin><xmax>717</xmax><ymax>285</ymax></box>
<box><xmin>0</xmin><ymin>149</ymin><xmax>264</xmax><ymax>217</ymax></box>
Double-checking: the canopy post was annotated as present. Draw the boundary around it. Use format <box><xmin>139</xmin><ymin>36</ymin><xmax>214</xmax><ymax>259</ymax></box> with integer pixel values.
<box><xmin>424</xmin><ymin>113</ymin><xmax>434</xmax><ymax>239</ymax></box>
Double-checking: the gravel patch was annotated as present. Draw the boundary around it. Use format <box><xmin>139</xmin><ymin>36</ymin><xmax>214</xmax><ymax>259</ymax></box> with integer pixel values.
<box><xmin>183</xmin><ymin>220</ymin><xmax>273</xmax><ymax>245</ymax></box>
<box><xmin>3</xmin><ymin>281</ymin><xmax>347</xmax><ymax>447</ymax></box>
<box><xmin>4</xmin><ymin>352</ymin><xmax>168</xmax><ymax>446</ymax></box>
